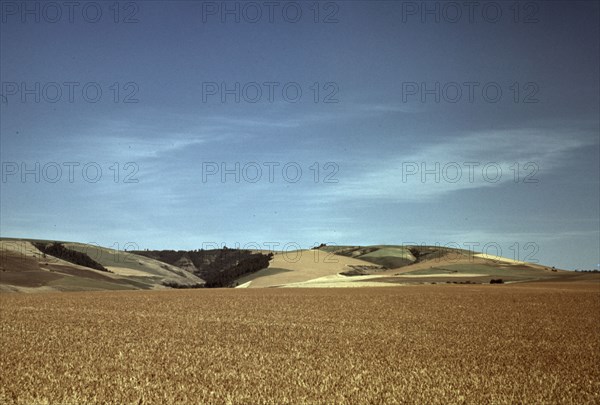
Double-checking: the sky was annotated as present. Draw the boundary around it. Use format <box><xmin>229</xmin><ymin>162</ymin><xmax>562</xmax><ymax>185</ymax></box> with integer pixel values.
<box><xmin>0</xmin><ymin>0</ymin><xmax>598</xmax><ymax>270</ymax></box>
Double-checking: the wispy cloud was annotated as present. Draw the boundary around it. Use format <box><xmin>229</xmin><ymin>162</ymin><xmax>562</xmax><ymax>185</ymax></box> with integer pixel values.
<box><xmin>315</xmin><ymin>127</ymin><xmax>594</xmax><ymax>203</ymax></box>
<box><xmin>355</xmin><ymin>102</ymin><xmax>422</xmax><ymax>114</ymax></box>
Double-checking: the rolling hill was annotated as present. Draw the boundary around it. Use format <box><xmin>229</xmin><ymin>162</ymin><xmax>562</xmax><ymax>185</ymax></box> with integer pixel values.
<box><xmin>1</xmin><ymin>238</ymin><xmax>596</xmax><ymax>292</ymax></box>
<box><xmin>131</xmin><ymin>248</ymin><xmax>273</xmax><ymax>287</ymax></box>
<box><xmin>236</xmin><ymin>244</ymin><xmax>594</xmax><ymax>288</ymax></box>
<box><xmin>0</xmin><ymin>239</ymin><xmax>205</xmax><ymax>292</ymax></box>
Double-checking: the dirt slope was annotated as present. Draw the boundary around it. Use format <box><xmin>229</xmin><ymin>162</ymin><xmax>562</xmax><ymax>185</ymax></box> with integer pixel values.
<box><xmin>0</xmin><ymin>239</ymin><xmax>204</xmax><ymax>292</ymax></box>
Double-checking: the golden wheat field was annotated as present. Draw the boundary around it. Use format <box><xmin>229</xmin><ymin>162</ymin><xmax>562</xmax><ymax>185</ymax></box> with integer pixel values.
<box><xmin>1</xmin><ymin>283</ymin><xmax>599</xmax><ymax>404</ymax></box>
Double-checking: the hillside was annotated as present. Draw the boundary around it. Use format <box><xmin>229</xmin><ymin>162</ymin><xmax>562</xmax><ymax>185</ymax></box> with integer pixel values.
<box><xmin>0</xmin><ymin>239</ymin><xmax>205</xmax><ymax>293</ymax></box>
<box><xmin>2</xmin><ymin>239</ymin><xmax>595</xmax><ymax>292</ymax></box>
<box><xmin>132</xmin><ymin>248</ymin><xmax>273</xmax><ymax>287</ymax></box>
<box><xmin>236</xmin><ymin>244</ymin><xmax>589</xmax><ymax>288</ymax></box>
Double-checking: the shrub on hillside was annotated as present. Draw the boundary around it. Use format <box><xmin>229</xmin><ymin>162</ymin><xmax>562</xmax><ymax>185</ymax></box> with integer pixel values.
<box><xmin>161</xmin><ymin>280</ymin><xmax>205</xmax><ymax>289</ymax></box>
<box><xmin>134</xmin><ymin>249</ymin><xmax>274</xmax><ymax>288</ymax></box>
<box><xmin>33</xmin><ymin>242</ymin><xmax>109</xmax><ymax>272</ymax></box>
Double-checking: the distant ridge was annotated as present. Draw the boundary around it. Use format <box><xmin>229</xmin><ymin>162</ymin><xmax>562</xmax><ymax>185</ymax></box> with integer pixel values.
<box><xmin>1</xmin><ymin>238</ymin><xmax>596</xmax><ymax>293</ymax></box>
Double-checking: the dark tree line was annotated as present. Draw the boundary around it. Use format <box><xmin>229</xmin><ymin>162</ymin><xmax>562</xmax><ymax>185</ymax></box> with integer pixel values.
<box><xmin>134</xmin><ymin>249</ymin><xmax>273</xmax><ymax>288</ymax></box>
<box><xmin>33</xmin><ymin>242</ymin><xmax>108</xmax><ymax>272</ymax></box>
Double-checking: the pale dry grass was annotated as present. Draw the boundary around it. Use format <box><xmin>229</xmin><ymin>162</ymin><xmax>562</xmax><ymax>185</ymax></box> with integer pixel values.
<box><xmin>0</xmin><ymin>241</ymin><xmax>44</xmax><ymax>258</ymax></box>
<box><xmin>237</xmin><ymin>249</ymin><xmax>374</xmax><ymax>287</ymax></box>
<box><xmin>1</xmin><ymin>241</ymin><xmax>76</xmax><ymax>268</ymax></box>
<box><xmin>473</xmin><ymin>253</ymin><xmax>528</xmax><ymax>264</ymax></box>
<box><xmin>278</xmin><ymin>274</ymin><xmax>396</xmax><ymax>288</ymax></box>
<box><xmin>1</xmin><ymin>283</ymin><xmax>599</xmax><ymax>404</ymax></box>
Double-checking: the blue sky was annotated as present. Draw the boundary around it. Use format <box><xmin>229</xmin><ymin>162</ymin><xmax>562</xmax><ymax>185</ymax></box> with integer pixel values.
<box><xmin>1</xmin><ymin>0</ymin><xmax>598</xmax><ymax>269</ymax></box>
